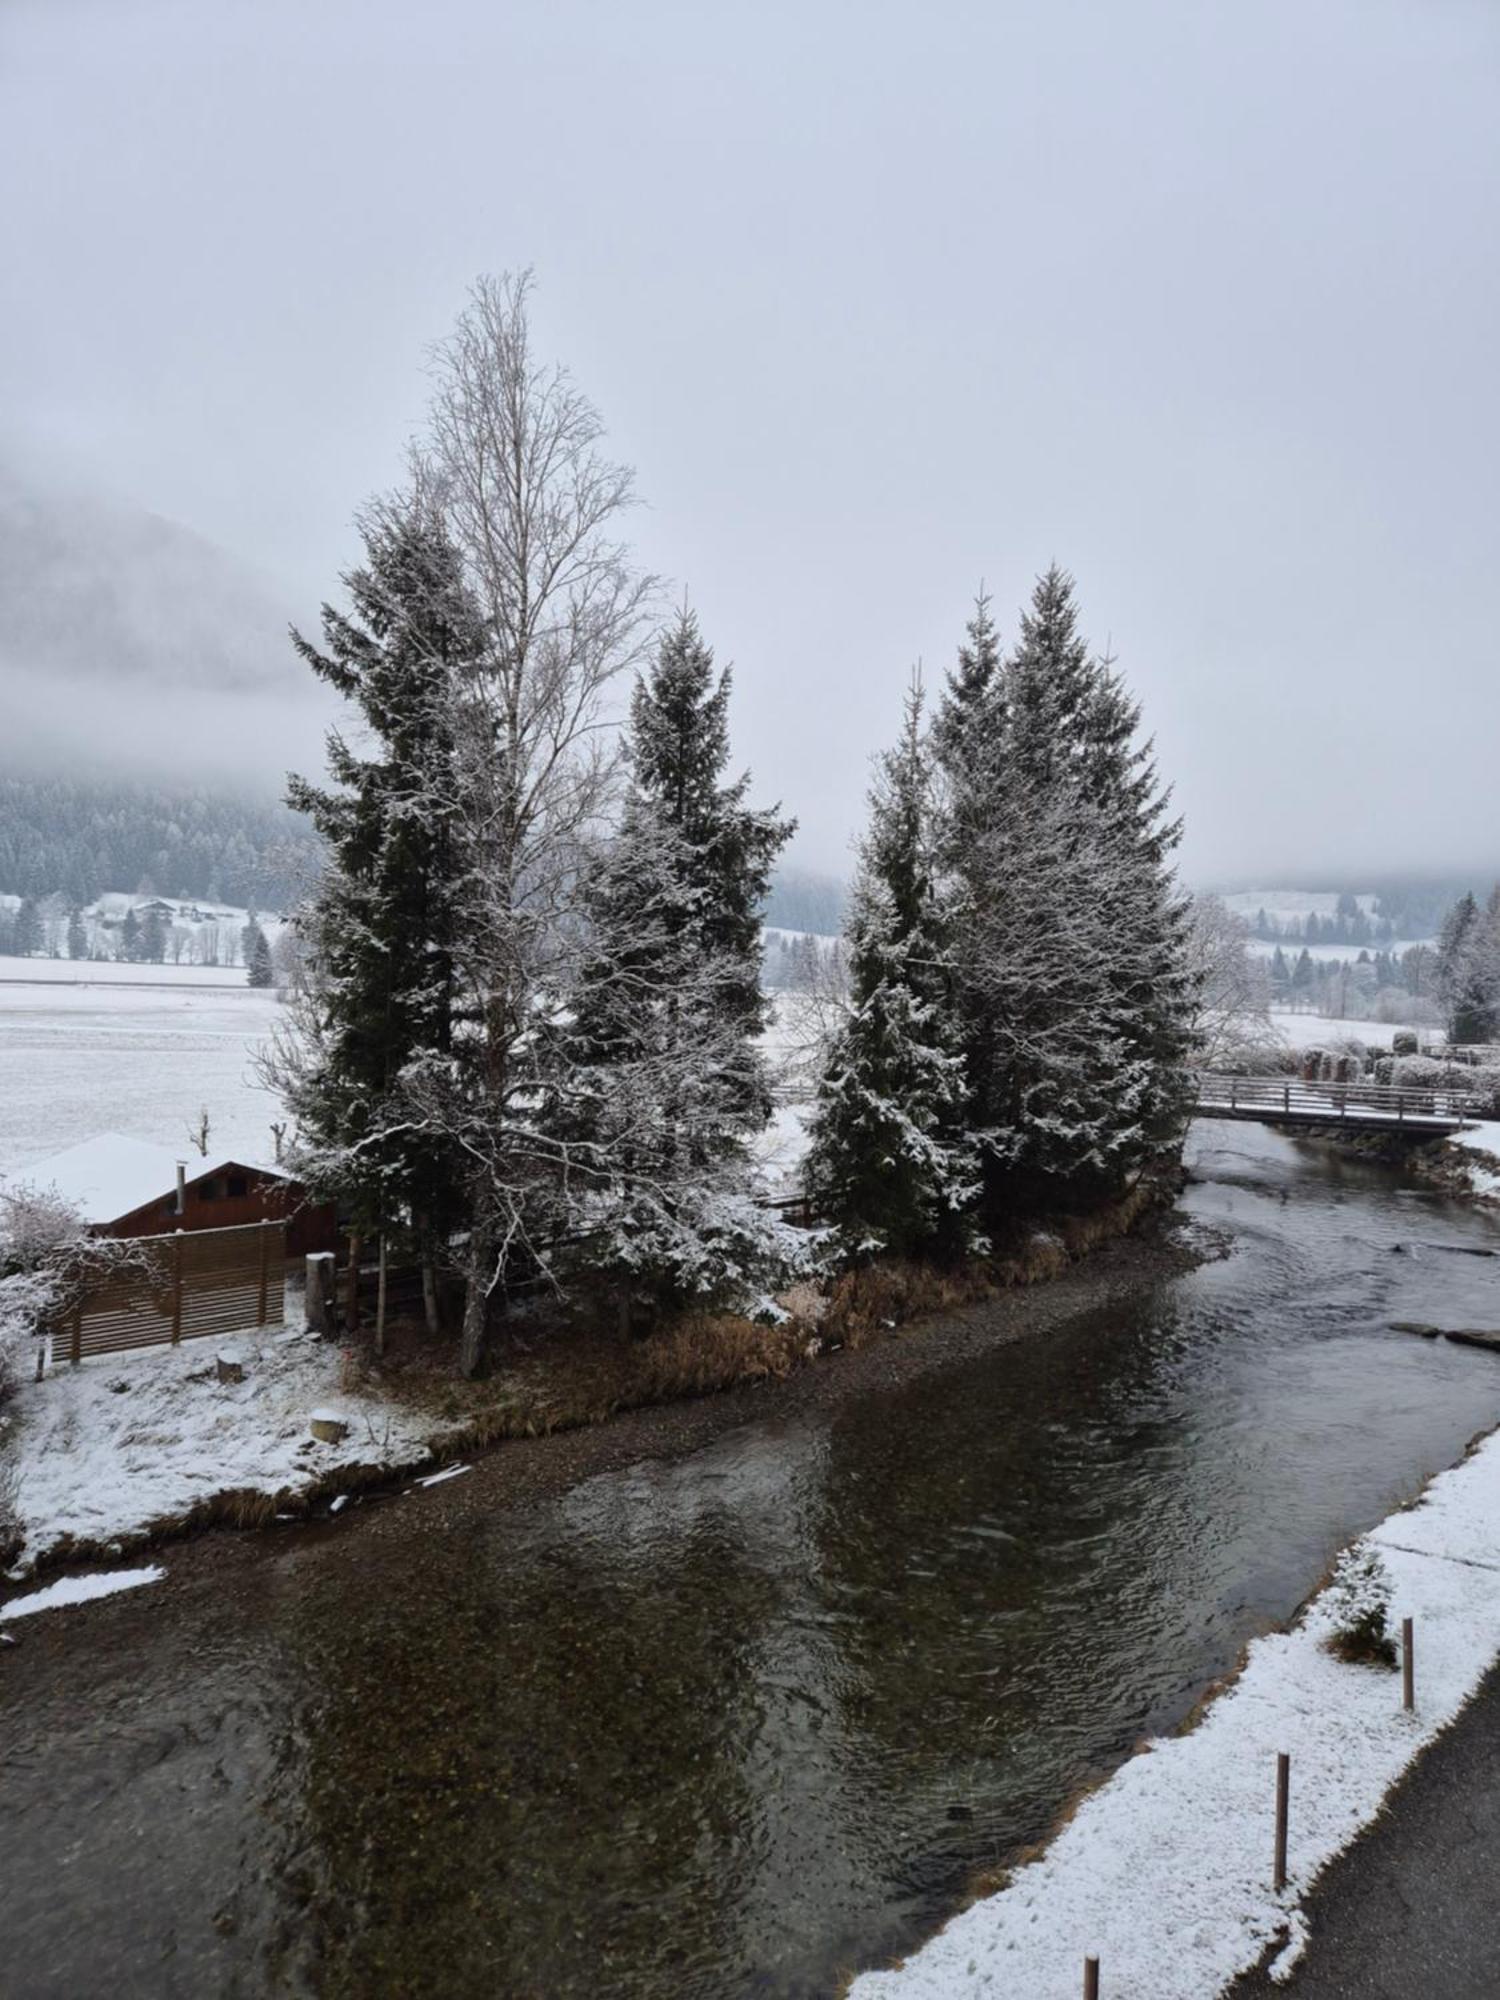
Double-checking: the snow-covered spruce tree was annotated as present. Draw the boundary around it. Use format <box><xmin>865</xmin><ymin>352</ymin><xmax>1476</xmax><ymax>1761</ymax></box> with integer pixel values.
<box><xmin>556</xmin><ymin>627</ymin><xmax>800</xmax><ymax>1318</ymax></box>
<box><xmin>937</xmin><ymin>566</ymin><xmax>1195</xmax><ymax>1223</ymax></box>
<box><xmin>805</xmin><ymin>677</ymin><xmax>977</xmax><ymax>1261</ymax></box>
<box><xmin>404</xmin><ymin>272</ymin><xmax>656</xmax><ymax>1377</ymax></box>
<box><xmin>1438</xmin><ymin>889</ymin><xmax>1500</xmax><ymax>1044</ymax></box>
<box><xmin>271</xmin><ymin>500</ymin><xmax>480</xmax><ymax>1330</ymax></box>
<box><xmin>247</xmin><ymin>927</ymin><xmax>274</xmax><ymax>989</ymax></box>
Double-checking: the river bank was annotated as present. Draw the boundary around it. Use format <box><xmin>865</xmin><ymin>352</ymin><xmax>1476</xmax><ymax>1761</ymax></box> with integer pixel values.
<box><xmin>1</xmin><ymin>1180</ymin><xmax>1175</xmax><ymax>1579</ymax></box>
<box><xmin>5</xmin><ymin>1122</ymin><xmax>1500</xmax><ymax>1999</ymax></box>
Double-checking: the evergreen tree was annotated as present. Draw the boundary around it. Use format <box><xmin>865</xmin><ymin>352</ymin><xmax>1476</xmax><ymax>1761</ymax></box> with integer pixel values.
<box><xmin>277</xmin><ymin>502</ymin><xmax>480</xmax><ymax>1322</ymax></box>
<box><xmin>930</xmin><ymin>590</ymin><xmax>1001</xmax><ymax>775</ymax></box>
<box><xmin>66</xmin><ymin>906</ymin><xmax>87</xmax><ymax>959</ymax></box>
<box><xmin>247</xmin><ymin>928</ymin><xmax>274</xmax><ymax>988</ymax></box>
<box><xmin>806</xmin><ymin>678</ymin><xmax>976</xmax><ymax>1259</ymax></box>
<box><xmin>626</xmin><ymin>609</ymin><xmax>793</xmax><ymax>1083</ymax></box>
<box><xmin>12</xmin><ymin>896</ymin><xmax>41</xmax><ymax>958</ymax></box>
<box><xmin>140</xmin><ymin>907</ymin><xmax>168</xmax><ymax>963</ymax></box>
<box><xmin>556</xmin><ymin>609</ymin><xmax>797</xmax><ymax>1317</ymax></box>
<box><xmin>1290</xmin><ymin>946</ymin><xmax>1315</xmax><ymax>1000</ymax></box>
<box><xmin>120</xmin><ymin>907</ymin><xmax>142</xmax><ymax>961</ymax></box>
<box><xmin>936</xmin><ymin>566</ymin><xmax>1194</xmax><ymax>1221</ymax></box>
<box><xmin>1270</xmin><ymin>945</ymin><xmax>1290</xmax><ymax>999</ymax></box>
<box><xmin>1436</xmin><ymin>892</ymin><xmax>1493</xmax><ymax>1042</ymax></box>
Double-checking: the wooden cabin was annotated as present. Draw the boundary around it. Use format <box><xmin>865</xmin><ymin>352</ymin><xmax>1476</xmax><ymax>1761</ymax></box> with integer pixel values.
<box><xmin>14</xmin><ymin>1133</ymin><xmax>338</xmax><ymax>1257</ymax></box>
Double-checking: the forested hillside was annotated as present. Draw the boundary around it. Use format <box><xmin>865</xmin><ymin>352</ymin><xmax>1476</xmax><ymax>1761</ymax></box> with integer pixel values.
<box><xmin>0</xmin><ymin>772</ymin><xmax>319</xmax><ymax>909</ymax></box>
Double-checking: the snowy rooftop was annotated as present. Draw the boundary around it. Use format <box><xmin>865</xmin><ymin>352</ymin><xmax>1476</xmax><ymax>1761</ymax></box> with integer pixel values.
<box><xmin>5</xmin><ymin>1132</ymin><xmax>289</xmax><ymax>1224</ymax></box>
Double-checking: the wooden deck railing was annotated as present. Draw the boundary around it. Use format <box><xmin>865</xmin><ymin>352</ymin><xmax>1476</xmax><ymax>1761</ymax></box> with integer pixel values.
<box><xmin>1192</xmin><ymin>1073</ymin><xmax>1489</xmax><ymax>1125</ymax></box>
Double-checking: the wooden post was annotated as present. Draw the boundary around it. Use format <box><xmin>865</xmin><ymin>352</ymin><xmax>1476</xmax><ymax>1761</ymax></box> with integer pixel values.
<box><xmin>257</xmin><ymin>1222</ymin><xmax>271</xmax><ymax>1327</ymax></box>
<box><xmin>1403</xmin><ymin>1617</ymin><xmax>1415</xmax><ymax>1712</ymax></box>
<box><xmin>71</xmin><ymin>1298</ymin><xmax>83</xmax><ymax>1367</ymax></box>
<box><xmin>305</xmin><ymin>1252</ymin><xmax>337</xmax><ymax>1338</ymax></box>
<box><xmin>1274</xmin><ymin>1752</ymin><xmax>1290</xmax><ymax>1892</ymax></box>
<box><xmin>171</xmin><ymin>1231</ymin><xmax>184</xmax><ymax>1346</ymax></box>
<box><xmin>1084</xmin><ymin>1956</ymin><xmax>1100</xmax><ymax>1999</ymax></box>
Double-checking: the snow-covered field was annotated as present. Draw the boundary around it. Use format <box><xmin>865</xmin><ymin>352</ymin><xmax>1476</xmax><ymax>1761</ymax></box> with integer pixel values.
<box><xmin>1267</xmin><ymin>1008</ymin><xmax>1440</xmax><ymax>1051</ymax></box>
<box><xmin>4</xmin><ymin>1321</ymin><xmax>449</xmax><ymax>1570</ymax></box>
<box><xmin>853</xmin><ymin>1423</ymin><xmax>1500</xmax><ymax>1999</ymax></box>
<box><xmin>0</xmin><ymin>970</ymin><xmax>284</xmax><ymax>1179</ymax></box>
<box><xmin>0</xmin><ymin>952</ymin><xmax>251</xmax><ymax>988</ymax></box>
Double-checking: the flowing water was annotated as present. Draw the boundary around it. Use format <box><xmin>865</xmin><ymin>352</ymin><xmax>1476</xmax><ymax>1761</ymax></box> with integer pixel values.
<box><xmin>5</xmin><ymin>1123</ymin><xmax>1500</xmax><ymax>1998</ymax></box>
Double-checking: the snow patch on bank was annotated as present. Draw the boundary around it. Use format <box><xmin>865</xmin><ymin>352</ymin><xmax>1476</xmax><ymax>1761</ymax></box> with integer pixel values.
<box><xmin>852</xmin><ymin>1427</ymin><xmax>1500</xmax><ymax>2000</ymax></box>
<box><xmin>3</xmin><ymin>1327</ymin><xmax>445</xmax><ymax>1570</ymax></box>
<box><xmin>1450</xmin><ymin>1121</ymin><xmax>1500</xmax><ymax>1202</ymax></box>
<box><xmin>0</xmin><ymin>1564</ymin><xmax>166</xmax><ymax>1621</ymax></box>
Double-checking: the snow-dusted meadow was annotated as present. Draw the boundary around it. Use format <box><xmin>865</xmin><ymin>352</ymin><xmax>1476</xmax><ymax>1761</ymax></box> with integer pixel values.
<box><xmin>0</xmin><ymin>963</ymin><xmax>285</xmax><ymax>1180</ymax></box>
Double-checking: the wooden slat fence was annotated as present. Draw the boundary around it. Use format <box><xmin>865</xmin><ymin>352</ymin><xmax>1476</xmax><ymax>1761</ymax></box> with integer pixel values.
<box><xmin>56</xmin><ymin>1220</ymin><xmax>286</xmax><ymax>1364</ymax></box>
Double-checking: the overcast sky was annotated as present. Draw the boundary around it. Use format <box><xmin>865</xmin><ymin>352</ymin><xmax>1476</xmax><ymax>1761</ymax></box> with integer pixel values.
<box><xmin>3</xmin><ymin>0</ymin><xmax>1497</xmax><ymax>885</ymax></box>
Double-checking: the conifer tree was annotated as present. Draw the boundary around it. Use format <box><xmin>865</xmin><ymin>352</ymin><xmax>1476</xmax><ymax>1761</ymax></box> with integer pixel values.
<box><xmin>936</xmin><ymin>566</ymin><xmax>1194</xmax><ymax>1220</ymax></box>
<box><xmin>274</xmin><ymin>502</ymin><xmax>481</xmax><ymax>1326</ymax></box>
<box><xmin>12</xmin><ymin>896</ymin><xmax>42</xmax><ymax>958</ymax></box>
<box><xmin>141</xmin><ymin>907</ymin><xmax>168</xmax><ymax>963</ymax></box>
<box><xmin>119</xmin><ymin>906</ymin><xmax>141</xmax><ymax>962</ymax></box>
<box><xmin>556</xmin><ymin>609</ymin><xmax>797</xmax><ymax>1317</ymax></box>
<box><xmin>66</xmin><ymin>906</ymin><xmax>88</xmax><ymax>960</ymax></box>
<box><xmin>806</xmin><ymin>678</ymin><xmax>976</xmax><ymax>1259</ymax></box>
<box><xmin>1439</xmin><ymin>888</ymin><xmax>1500</xmax><ymax>1043</ymax></box>
<box><xmin>247</xmin><ymin>929</ymin><xmax>274</xmax><ymax>988</ymax></box>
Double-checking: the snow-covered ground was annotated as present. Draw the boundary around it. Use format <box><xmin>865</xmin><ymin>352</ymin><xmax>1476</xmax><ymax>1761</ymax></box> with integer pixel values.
<box><xmin>0</xmin><ymin>952</ymin><xmax>252</xmax><ymax>988</ymax></box>
<box><xmin>3</xmin><ymin>1321</ymin><xmax>449</xmax><ymax>1570</ymax></box>
<box><xmin>1451</xmin><ymin>1121</ymin><xmax>1500</xmax><ymax>1201</ymax></box>
<box><xmin>852</xmin><ymin>1424</ymin><xmax>1500</xmax><ymax>1999</ymax></box>
<box><xmin>1267</xmin><ymin>1008</ymin><xmax>1440</xmax><ymax>1051</ymax></box>
<box><xmin>0</xmin><ymin>974</ymin><xmax>283</xmax><ymax>1179</ymax></box>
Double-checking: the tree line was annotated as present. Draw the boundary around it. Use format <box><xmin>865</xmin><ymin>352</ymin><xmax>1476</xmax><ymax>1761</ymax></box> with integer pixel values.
<box><xmin>0</xmin><ymin>773</ymin><xmax>319</xmax><ymax>909</ymax></box>
<box><xmin>272</xmin><ymin>274</ymin><xmax>1195</xmax><ymax>1374</ymax></box>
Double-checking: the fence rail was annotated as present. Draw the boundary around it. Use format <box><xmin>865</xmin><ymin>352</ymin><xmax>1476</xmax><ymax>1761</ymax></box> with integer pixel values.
<box><xmin>1193</xmin><ymin>1072</ymin><xmax>1489</xmax><ymax>1127</ymax></box>
<box><xmin>54</xmin><ymin>1220</ymin><xmax>286</xmax><ymax>1364</ymax></box>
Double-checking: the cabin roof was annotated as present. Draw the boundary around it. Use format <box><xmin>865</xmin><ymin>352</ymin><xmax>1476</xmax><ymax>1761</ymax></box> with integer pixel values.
<box><xmin>7</xmin><ymin>1132</ymin><xmax>292</xmax><ymax>1225</ymax></box>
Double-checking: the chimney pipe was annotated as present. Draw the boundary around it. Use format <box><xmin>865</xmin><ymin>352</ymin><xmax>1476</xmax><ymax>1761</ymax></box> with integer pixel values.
<box><xmin>176</xmin><ymin>1161</ymin><xmax>187</xmax><ymax>1216</ymax></box>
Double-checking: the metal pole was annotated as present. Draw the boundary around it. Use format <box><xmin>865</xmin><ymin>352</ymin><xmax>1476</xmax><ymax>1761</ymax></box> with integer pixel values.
<box><xmin>1084</xmin><ymin>1957</ymin><xmax>1100</xmax><ymax>2000</ymax></box>
<box><xmin>1274</xmin><ymin>1752</ymin><xmax>1290</xmax><ymax>1892</ymax></box>
<box><xmin>1403</xmin><ymin>1617</ymin><xmax>1414</xmax><ymax>1712</ymax></box>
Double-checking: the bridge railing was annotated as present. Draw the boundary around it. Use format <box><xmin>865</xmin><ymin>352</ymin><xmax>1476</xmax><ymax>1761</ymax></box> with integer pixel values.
<box><xmin>1191</xmin><ymin>1072</ymin><xmax>1490</xmax><ymax>1125</ymax></box>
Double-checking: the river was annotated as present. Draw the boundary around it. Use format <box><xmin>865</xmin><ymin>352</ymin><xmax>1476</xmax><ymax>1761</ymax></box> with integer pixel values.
<box><xmin>4</xmin><ymin>1122</ymin><xmax>1500</xmax><ymax>1998</ymax></box>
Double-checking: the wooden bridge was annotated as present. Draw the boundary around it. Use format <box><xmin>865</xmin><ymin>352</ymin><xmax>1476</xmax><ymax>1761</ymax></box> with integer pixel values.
<box><xmin>1192</xmin><ymin>1073</ymin><xmax>1487</xmax><ymax>1137</ymax></box>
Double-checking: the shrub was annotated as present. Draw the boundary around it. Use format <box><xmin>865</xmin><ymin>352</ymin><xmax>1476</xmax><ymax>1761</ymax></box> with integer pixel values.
<box><xmin>1322</xmin><ymin>1546</ymin><xmax>1398</xmax><ymax>1668</ymax></box>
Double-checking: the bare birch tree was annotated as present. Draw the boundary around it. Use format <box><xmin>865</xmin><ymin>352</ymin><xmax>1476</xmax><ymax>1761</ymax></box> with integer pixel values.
<box><xmin>411</xmin><ymin>272</ymin><xmax>656</xmax><ymax>1375</ymax></box>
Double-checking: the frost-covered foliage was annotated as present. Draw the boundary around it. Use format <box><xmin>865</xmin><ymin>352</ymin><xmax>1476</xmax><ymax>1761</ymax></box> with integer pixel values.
<box><xmin>272</xmin><ymin>502</ymin><xmax>478</xmax><ymax>1322</ymax></box>
<box><xmin>1387</xmin><ymin>1054</ymin><xmax>1500</xmax><ymax>1112</ymax></box>
<box><xmin>806</xmin><ymin>678</ymin><xmax>978</xmax><ymax>1260</ymax></box>
<box><xmin>1185</xmin><ymin>893</ymin><xmax>1272</xmax><ymax>1067</ymax></box>
<box><xmin>0</xmin><ymin>1183</ymin><xmax>142</xmax><ymax>1403</ymax></box>
<box><xmin>1437</xmin><ymin>887</ymin><xmax>1500</xmax><ymax>1045</ymax></box>
<box><xmin>1321</xmin><ymin>1546</ymin><xmax>1397</xmax><ymax>1668</ymax></box>
<box><xmin>557</xmin><ymin>611</ymin><xmax>799</xmax><ymax>1316</ymax></box>
<box><xmin>936</xmin><ymin>569</ymin><xmax>1195</xmax><ymax>1221</ymax></box>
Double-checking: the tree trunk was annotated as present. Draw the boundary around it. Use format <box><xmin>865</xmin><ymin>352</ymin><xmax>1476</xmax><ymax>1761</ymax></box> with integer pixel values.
<box><xmin>345</xmin><ymin>1232</ymin><xmax>362</xmax><ymax>1335</ymax></box>
<box><xmin>459</xmin><ymin>1220</ymin><xmax>495</xmax><ymax>1378</ymax></box>
<box><xmin>422</xmin><ymin>1248</ymin><xmax>441</xmax><ymax>1336</ymax></box>
<box><xmin>375</xmin><ymin>1233</ymin><xmax>388</xmax><ymax>1359</ymax></box>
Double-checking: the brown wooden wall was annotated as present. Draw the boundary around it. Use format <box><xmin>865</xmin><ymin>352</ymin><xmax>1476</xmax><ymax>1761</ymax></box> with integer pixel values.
<box><xmin>100</xmin><ymin>1165</ymin><xmax>338</xmax><ymax>1257</ymax></box>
